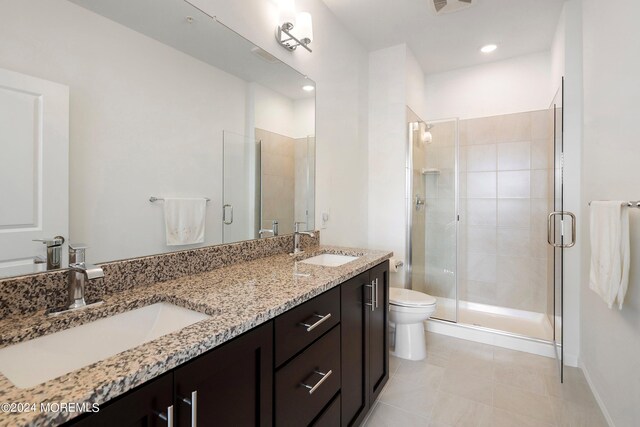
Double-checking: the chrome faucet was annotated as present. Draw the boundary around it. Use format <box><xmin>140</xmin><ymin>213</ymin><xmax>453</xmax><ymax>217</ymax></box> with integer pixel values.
<box><xmin>259</xmin><ymin>220</ymin><xmax>279</xmax><ymax>238</ymax></box>
<box><xmin>293</xmin><ymin>222</ymin><xmax>315</xmax><ymax>255</ymax></box>
<box><xmin>32</xmin><ymin>236</ymin><xmax>65</xmax><ymax>269</ymax></box>
<box><xmin>68</xmin><ymin>244</ymin><xmax>104</xmax><ymax>310</ymax></box>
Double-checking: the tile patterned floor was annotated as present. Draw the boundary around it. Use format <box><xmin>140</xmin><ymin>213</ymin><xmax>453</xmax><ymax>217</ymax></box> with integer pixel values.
<box><xmin>362</xmin><ymin>332</ymin><xmax>607</xmax><ymax>427</ymax></box>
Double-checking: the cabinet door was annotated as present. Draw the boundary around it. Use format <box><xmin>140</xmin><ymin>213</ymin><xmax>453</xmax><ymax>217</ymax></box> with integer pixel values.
<box><xmin>67</xmin><ymin>373</ymin><xmax>173</xmax><ymax>427</ymax></box>
<box><xmin>340</xmin><ymin>272</ymin><xmax>370</xmax><ymax>427</ymax></box>
<box><xmin>174</xmin><ymin>321</ymin><xmax>273</xmax><ymax>427</ymax></box>
<box><xmin>368</xmin><ymin>261</ymin><xmax>389</xmax><ymax>404</ymax></box>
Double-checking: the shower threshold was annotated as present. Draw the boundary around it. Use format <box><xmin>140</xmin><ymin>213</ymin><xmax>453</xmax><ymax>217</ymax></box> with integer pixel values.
<box><xmin>432</xmin><ymin>297</ymin><xmax>553</xmax><ymax>341</ymax></box>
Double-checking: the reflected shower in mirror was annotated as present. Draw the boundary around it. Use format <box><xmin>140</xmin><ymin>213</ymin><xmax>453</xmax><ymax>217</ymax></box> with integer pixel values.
<box><xmin>0</xmin><ymin>0</ymin><xmax>315</xmax><ymax>278</ymax></box>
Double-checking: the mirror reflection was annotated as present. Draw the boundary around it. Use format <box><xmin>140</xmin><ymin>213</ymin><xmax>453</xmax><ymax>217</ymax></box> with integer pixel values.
<box><xmin>0</xmin><ymin>0</ymin><xmax>315</xmax><ymax>278</ymax></box>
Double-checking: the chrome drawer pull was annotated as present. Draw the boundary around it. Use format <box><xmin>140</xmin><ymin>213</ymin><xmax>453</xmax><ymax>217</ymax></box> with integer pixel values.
<box><xmin>300</xmin><ymin>313</ymin><xmax>332</xmax><ymax>332</ymax></box>
<box><xmin>156</xmin><ymin>405</ymin><xmax>174</xmax><ymax>426</ymax></box>
<box><xmin>301</xmin><ymin>369</ymin><xmax>333</xmax><ymax>394</ymax></box>
<box><xmin>180</xmin><ymin>390</ymin><xmax>198</xmax><ymax>427</ymax></box>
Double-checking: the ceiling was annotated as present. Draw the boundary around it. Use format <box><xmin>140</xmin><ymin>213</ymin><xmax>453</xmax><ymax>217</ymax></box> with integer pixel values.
<box><xmin>69</xmin><ymin>0</ymin><xmax>314</xmax><ymax>100</ymax></box>
<box><xmin>321</xmin><ymin>0</ymin><xmax>565</xmax><ymax>74</ymax></box>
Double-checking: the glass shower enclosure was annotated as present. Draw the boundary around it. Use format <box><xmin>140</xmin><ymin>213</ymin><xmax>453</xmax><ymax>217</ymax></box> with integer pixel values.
<box><xmin>406</xmin><ymin>108</ymin><xmax>458</xmax><ymax>322</ymax></box>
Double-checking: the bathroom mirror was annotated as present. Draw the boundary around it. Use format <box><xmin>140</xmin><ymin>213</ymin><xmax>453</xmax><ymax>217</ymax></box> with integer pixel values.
<box><xmin>0</xmin><ymin>0</ymin><xmax>315</xmax><ymax>278</ymax></box>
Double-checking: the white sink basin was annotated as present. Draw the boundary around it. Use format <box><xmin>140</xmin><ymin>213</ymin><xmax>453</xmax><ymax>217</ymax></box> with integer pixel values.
<box><xmin>0</xmin><ymin>302</ymin><xmax>210</xmax><ymax>388</ymax></box>
<box><xmin>300</xmin><ymin>253</ymin><xmax>359</xmax><ymax>267</ymax></box>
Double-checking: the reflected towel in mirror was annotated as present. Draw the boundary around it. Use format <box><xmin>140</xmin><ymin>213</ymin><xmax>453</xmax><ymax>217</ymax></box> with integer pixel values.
<box><xmin>163</xmin><ymin>198</ymin><xmax>206</xmax><ymax>246</ymax></box>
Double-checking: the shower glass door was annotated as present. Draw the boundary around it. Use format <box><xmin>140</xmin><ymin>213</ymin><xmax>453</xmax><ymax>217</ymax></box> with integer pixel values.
<box><xmin>549</xmin><ymin>79</ymin><xmax>565</xmax><ymax>381</ymax></box>
<box><xmin>408</xmin><ymin>112</ymin><xmax>458</xmax><ymax>322</ymax></box>
<box><xmin>222</xmin><ymin>131</ymin><xmax>257</xmax><ymax>243</ymax></box>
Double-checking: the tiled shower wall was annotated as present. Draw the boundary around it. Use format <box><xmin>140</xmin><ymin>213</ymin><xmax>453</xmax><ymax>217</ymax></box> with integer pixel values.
<box><xmin>459</xmin><ymin>110</ymin><xmax>553</xmax><ymax>313</ymax></box>
<box><xmin>256</xmin><ymin>128</ymin><xmax>295</xmax><ymax>235</ymax></box>
<box><xmin>256</xmin><ymin>129</ymin><xmax>315</xmax><ymax>235</ymax></box>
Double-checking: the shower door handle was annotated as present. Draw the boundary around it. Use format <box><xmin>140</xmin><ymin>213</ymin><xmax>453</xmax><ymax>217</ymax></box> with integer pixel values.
<box><xmin>223</xmin><ymin>204</ymin><xmax>233</xmax><ymax>225</ymax></box>
<box><xmin>547</xmin><ymin>211</ymin><xmax>576</xmax><ymax>248</ymax></box>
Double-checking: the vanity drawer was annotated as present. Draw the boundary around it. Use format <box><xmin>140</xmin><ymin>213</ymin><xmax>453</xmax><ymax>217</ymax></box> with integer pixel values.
<box><xmin>275</xmin><ymin>286</ymin><xmax>340</xmax><ymax>366</ymax></box>
<box><xmin>311</xmin><ymin>393</ymin><xmax>341</xmax><ymax>427</ymax></box>
<box><xmin>275</xmin><ymin>325</ymin><xmax>341</xmax><ymax>427</ymax></box>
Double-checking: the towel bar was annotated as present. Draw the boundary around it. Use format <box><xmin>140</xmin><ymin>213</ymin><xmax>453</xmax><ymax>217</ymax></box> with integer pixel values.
<box><xmin>149</xmin><ymin>196</ymin><xmax>211</xmax><ymax>203</ymax></box>
<box><xmin>588</xmin><ymin>200</ymin><xmax>640</xmax><ymax>207</ymax></box>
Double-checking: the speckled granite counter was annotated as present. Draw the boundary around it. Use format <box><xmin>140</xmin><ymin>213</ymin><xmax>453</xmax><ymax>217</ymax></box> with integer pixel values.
<box><xmin>0</xmin><ymin>246</ymin><xmax>391</xmax><ymax>426</ymax></box>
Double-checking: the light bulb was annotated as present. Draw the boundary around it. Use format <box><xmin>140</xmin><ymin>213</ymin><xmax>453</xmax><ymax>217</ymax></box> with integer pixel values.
<box><xmin>295</xmin><ymin>12</ymin><xmax>313</xmax><ymax>43</ymax></box>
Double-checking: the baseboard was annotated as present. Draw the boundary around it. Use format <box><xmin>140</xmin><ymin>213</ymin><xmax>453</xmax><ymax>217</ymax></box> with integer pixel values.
<box><xmin>425</xmin><ymin>319</ymin><xmax>556</xmax><ymax>359</ymax></box>
<box><xmin>580</xmin><ymin>360</ymin><xmax>616</xmax><ymax>427</ymax></box>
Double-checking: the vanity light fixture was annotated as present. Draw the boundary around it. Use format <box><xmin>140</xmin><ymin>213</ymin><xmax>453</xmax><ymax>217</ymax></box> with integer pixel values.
<box><xmin>275</xmin><ymin>2</ymin><xmax>313</xmax><ymax>53</ymax></box>
<box><xmin>480</xmin><ymin>44</ymin><xmax>497</xmax><ymax>53</ymax></box>
<box><xmin>302</xmin><ymin>85</ymin><xmax>315</xmax><ymax>91</ymax></box>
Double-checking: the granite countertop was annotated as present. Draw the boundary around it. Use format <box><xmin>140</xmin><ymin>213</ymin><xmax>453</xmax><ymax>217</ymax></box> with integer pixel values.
<box><xmin>0</xmin><ymin>245</ymin><xmax>392</xmax><ymax>426</ymax></box>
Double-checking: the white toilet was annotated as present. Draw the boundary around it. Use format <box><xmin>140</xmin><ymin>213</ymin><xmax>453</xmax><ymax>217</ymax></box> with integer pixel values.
<box><xmin>389</xmin><ymin>287</ymin><xmax>437</xmax><ymax>361</ymax></box>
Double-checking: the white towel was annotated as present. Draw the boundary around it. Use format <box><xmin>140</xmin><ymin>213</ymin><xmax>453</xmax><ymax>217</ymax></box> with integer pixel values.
<box><xmin>163</xmin><ymin>198</ymin><xmax>206</xmax><ymax>246</ymax></box>
<box><xmin>589</xmin><ymin>201</ymin><xmax>630</xmax><ymax>309</ymax></box>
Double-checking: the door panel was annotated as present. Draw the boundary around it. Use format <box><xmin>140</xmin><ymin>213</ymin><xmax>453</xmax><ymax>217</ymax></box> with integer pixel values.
<box><xmin>0</xmin><ymin>67</ymin><xmax>69</xmax><ymax>273</ymax></box>
<box><xmin>174</xmin><ymin>321</ymin><xmax>273</xmax><ymax>427</ymax></box>
<box><xmin>340</xmin><ymin>272</ymin><xmax>369</xmax><ymax>426</ymax></box>
<box><xmin>368</xmin><ymin>261</ymin><xmax>389</xmax><ymax>404</ymax></box>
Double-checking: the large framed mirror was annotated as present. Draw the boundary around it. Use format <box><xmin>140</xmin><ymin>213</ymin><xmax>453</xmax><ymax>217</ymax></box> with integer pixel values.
<box><xmin>0</xmin><ymin>0</ymin><xmax>315</xmax><ymax>278</ymax></box>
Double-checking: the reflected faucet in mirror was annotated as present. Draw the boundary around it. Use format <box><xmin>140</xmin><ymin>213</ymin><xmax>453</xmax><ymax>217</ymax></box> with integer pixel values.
<box><xmin>259</xmin><ymin>220</ymin><xmax>279</xmax><ymax>238</ymax></box>
<box><xmin>32</xmin><ymin>237</ymin><xmax>65</xmax><ymax>270</ymax></box>
<box><xmin>293</xmin><ymin>222</ymin><xmax>315</xmax><ymax>255</ymax></box>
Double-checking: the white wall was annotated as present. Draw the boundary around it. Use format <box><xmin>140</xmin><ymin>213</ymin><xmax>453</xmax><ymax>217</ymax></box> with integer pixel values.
<box><xmin>425</xmin><ymin>51</ymin><xmax>552</xmax><ymax>121</ymax></box>
<box><xmin>581</xmin><ymin>1</ymin><xmax>640</xmax><ymax>426</ymax></box>
<box><xmin>253</xmin><ymin>83</ymin><xmax>296</xmax><ymax>137</ymax></box>
<box><xmin>406</xmin><ymin>48</ymin><xmax>427</xmax><ymax>121</ymax></box>
<box><xmin>293</xmin><ymin>97</ymin><xmax>315</xmax><ymax>138</ymax></box>
<box><xmin>0</xmin><ymin>0</ymin><xmax>247</xmax><ymax>263</ymax></box>
<box><xmin>368</xmin><ymin>44</ymin><xmax>426</xmax><ymax>286</ymax></box>
<box><xmin>189</xmin><ymin>0</ymin><xmax>370</xmax><ymax>248</ymax></box>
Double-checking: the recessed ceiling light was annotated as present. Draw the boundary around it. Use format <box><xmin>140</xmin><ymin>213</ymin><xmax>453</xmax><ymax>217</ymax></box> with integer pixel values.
<box><xmin>480</xmin><ymin>44</ymin><xmax>497</xmax><ymax>53</ymax></box>
<box><xmin>302</xmin><ymin>85</ymin><xmax>315</xmax><ymax>92</ymax></box>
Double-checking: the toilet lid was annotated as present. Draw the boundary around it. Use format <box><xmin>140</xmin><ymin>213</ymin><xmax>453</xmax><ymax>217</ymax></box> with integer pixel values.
<box><xmin>389</xmin><ymin>288</ymin><xmax>437</xmax><ymax>307</ymax></box>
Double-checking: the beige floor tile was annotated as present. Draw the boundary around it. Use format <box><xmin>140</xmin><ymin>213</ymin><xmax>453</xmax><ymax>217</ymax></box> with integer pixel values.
<box><xmin>394</xmin><ymin>360</ymin><xmax>446</xmax><ymax>385</ymax></box>
<box><xmin>489</xmin><ymin>408</ymin><xmax>555</xmax><ymax>427</ymax></box>
<box><xmin>440</xmin><ymin>370</ymin><xmax>493</xmax><ymax>405</ymax></box>
<box><xmin>389</xmin><ymin>355</ymin><xmax>401</xmax><ymax>376</ymax></box>
<box><xmin>493</xmin><ymin>347</ymin><xmax>557</xmax><ymax>375</ymax></box>
<box><xmin>448</xmin><ymin>352</ymin><xmax>495</xmax><ymax>380</ymax></box>
<box><xmin>550</xmin><ymin>397</ymin><xmax>608</xmax><ymax>427</ymax></box>
<box><xmin>450</xmin><ymin>339</ymin><xmax>495</xmax><ymax>361</ymax></box>
<box><xmin>494</xmin><ymin>384</ymin><xmax>556</xmax><ymax>424</ymax></box>
<box><xmin>364</xmin><ymin>402</ymin><xmax>430</xmax><ymax>427</ymax></box>
<box><xmin>429</xmin><ymin>391</ymin><xmax>493</xmax><ymax>427</ymax></box>
<box><xmin>562</xmin><ymin>366</ymin><xmax>588</xmax><ymax>384</ymax></box>
<box><xmin>544</xmin><ymin>375</ymin><xmax>598</xmax><ymax>407</ymax></box>
<box><xmin>494</xmin><ymin>363</ymin><xmax>547</xmax><ymax>395</ymax></box>
<box><xmin>378</xmin><ymin>376</ymin><xmax>441</xmax><ymax>418</ymax></box>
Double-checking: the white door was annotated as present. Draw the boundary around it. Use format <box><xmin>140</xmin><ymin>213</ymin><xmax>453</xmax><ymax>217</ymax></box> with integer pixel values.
<box><xmin>0</xmin><ymin>67</ymin><xmax>69</xmax><ymax>276</ymax></box>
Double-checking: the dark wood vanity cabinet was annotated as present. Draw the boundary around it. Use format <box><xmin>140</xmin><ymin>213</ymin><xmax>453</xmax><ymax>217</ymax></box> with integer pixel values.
<box><xmin>65</xmin><ymin>261</ymin><xmax>389</xmax><ymax>427</ymax></box>
<box><xmin>174</xmin><ymin>321</ymin><xmax>274</xmax><ymax>427</ymax></box>
<box><xmin>69</xmin><ymin>373</ymin><xmax>173</xmax><ymax>427</ymax></box>
<box><xmin>340</xmin><ymin>261</ymin><xmax>389</xmax><ymax>426</ymax></box>
<box><xmin>66</xmin><ymin>323</ymin><xmax>273</xmax><ymax>427</ymax></box>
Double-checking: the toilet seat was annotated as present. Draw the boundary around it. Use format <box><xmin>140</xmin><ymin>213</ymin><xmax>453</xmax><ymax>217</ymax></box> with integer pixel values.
<box><xmin>389</xmin><ymin>288</ymin><xmax>437</xmax><ymax>308</ymax></box>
